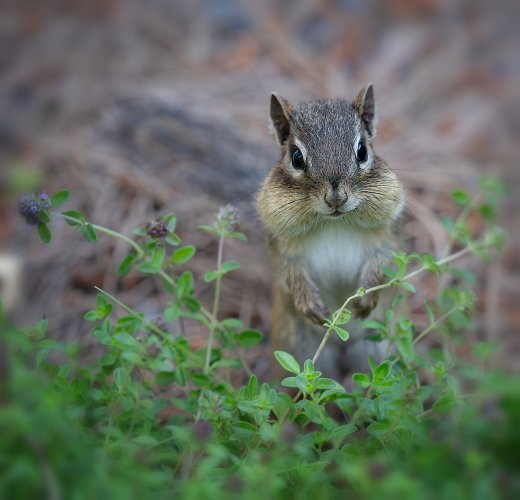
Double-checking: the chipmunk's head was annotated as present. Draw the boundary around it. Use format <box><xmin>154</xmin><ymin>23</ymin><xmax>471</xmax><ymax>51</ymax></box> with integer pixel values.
<box><xmin>258</xmin><ymin>84</ymin><xmax>404</xmax><ymax>236</ymax></box>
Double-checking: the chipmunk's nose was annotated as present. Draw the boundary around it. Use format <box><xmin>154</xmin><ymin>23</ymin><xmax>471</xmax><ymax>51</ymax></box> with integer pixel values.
<box><xmin>324</xmin><ymin>181</ymin><xmax>347</xmax><ymax>209</ymax></box>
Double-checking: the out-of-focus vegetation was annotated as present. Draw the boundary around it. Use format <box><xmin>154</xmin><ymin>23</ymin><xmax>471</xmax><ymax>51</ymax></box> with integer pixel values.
<box><xmin>1</xmin><ymin>182</ymin><xmax>518</xmax><ymax>498</ymax></box>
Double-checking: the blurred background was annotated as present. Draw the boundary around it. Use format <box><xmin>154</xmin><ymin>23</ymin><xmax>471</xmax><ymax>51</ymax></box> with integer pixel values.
<box><xmin>0</xmin><ymin>0</ymin><xmax>518</xmax><ymax>374</ymax></box>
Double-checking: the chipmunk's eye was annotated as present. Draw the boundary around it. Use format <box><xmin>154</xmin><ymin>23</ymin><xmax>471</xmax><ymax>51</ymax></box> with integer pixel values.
<box><xmin>356</xmin><ymin>141</ymin><xmax>368</xmax><ymax>163</ymax></box>
<box><xmin>290</xmin><ymin>147</ymin><xmax>305</xmax><ymax>170</ymax></box>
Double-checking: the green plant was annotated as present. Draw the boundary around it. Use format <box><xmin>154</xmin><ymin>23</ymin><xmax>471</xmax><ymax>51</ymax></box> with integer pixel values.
<box><xmin>1</xmin><ymin>179</ymin><xmax>518</xmax><ymax>499</ymax></box>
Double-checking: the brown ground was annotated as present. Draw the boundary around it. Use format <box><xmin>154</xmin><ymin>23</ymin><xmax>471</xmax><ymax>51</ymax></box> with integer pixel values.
<box><xmin>0</xmin><ymin>0</ymin><xmax>518</xmax><ymax>375</ymax></box>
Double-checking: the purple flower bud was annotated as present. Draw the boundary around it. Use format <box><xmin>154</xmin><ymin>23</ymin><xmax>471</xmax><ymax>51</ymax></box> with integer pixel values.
<box><xmin>215</xmin><ymin>204</ymin><xmax>240</xmax><ymax>231</ymax></box>
<box><xmin>192</xmin><ymin>420</ymin><xmax>213</xmax><ymax>442</ymax></box>
<box><xmin>17</xmin><ymin>192</ymin><xmax>49</xmax><ymax>225</ymax></box>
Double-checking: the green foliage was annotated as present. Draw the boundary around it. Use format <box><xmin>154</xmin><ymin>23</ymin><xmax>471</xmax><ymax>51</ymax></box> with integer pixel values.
<box><xmin>3</xmin><ymin>181</ymin><xmax>518</xmax><ymax>498</ymax></box>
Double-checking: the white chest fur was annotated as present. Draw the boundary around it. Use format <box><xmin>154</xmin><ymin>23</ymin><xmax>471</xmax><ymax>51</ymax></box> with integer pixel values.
<box><xmin>302</xmin><ymin>224</ymin><xmax>373</xmax><ymax>309</ymax></box>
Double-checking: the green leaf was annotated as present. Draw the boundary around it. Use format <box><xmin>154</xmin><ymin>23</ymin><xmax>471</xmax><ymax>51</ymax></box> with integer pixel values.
<box><xmin>452</xmin><ymin>190</ymin><xmax>470</xmax><ymax>207</ymax></box>
<box><xmin>221</xmin><ymin>260</ymin><xmax>240</xmax><ymax>274</ymax></box>
<box><xmin>259</xmin><ymin>423</ymin><xmax>275</xmax><ymax>442</ymax></box>
<box><xmin>177</xmin><ymin>271</ymin><xmax>194</xmax><ymax>299</ymax></box>
<box><xmin>132</xmin><ymin>226</ymin><xmax>148</xmax><ymax>237</ymax></box>
<box><xmin>316</xmin><ymin>378</ymin><xmax>344</xmax><ymax>391</ymax></box>
<box><xmin>38</xmin><ymin>211</ymin><xmax>50</xmax><ymax>224</ymax></box>
<box><xmin>274</xmin><ymin>351</ymin><xmax>300</xmax><ymax>374</ymax></box>
<box><xmin>84</xmin><ymin>310</ymin><xmax>99</xmax><ymax>321</ymax></box>
<box><xmin>78</xmin><ymin>223</ymin><xmax>97</xmax><ymax>243</ymax></box>
<box><xmin>303</xmin><ymin>359</ymin><xmax>314</xmax><ymax>374</ymax></box>
<box><xmin>295</xmin><ymin>374</ymin><xmax>311</xmax><ymax>394</ymax></box>
<box><xmin>424</xmin><ymin>302</ymin><xmax>435</xmax><ymax>323</ymax></box>
<box><xmin>198</xmin><ymin>225</ymin><xmax>220</xmax><ymax>236</ymax></box>
<box><xmin>165</xmin><ymin>233</ymin><xmax>181</xmax><ymax>246</ymax></box>
<box><xmin>62</xmin><ymin>210</ymin><xmax>85</xmax><ymax>226</ymax></box>
<box><xmin>332</xmin><ymin>308</ymin><xmax>352</xmax><ymax>325</ymax></box>
<box><xmin>235</xmin><ymin>329</ymin><xmax>263</xmax><ymax>347</ymax></box>
<box><xmin>220</xmin><ymin>318</ymin><xmax>244</xmax><ymax>331</ymax></box>
<box><xmin>420</xmin><ymin>254</ymin><xmax>441</xmax><ymax>274</ymax></box>
<box><xmin>137</xmin><ymin>262</ymin><xmax>157</xmax><ymax>274</ymax></box>
<box><xmin>162</xmin><ymin>276</ymin><xmax>175</xmax><ymax>293</ymax></box>
<box><xmin>281</xmin><ymin>377</ymin><xmax>298</xmax><ymax>388</ymax></box>
<box><xmin>116</xmin><ymin>314</ymin><xmax>143</xmax><ymax>331</ymax></box>
<box><xmin>171</xmin><ymin>245</ymin><xmax>196</xmax><ymax>264</ymax></box>
<box><xmin>320</xmin><ymin>424</ymin><xmax>357</xmax><ymax>447</ymax></box>
<box><xmin>296</xmin><ymin>398</ymin><xmax>322</xmax><ymax>422</ymax></box>
<box><xmin>156</xmin><ymin>371</ymin><xmax>176</xmax><ymax>386</ymax></box>
<box><xmin>352</xmin><ymin>373</ymin><xmax>371</xmax><ymax>389</ymax></box>
<box><xmin>100</xmin><ymin>351</ymin><xmax>118</xmax><ymax>367</ymax></box>
<box><xmin>247</xmin><ymin>374</ymin><xmax>260</xmax><ymax>395</ymax></box>
<box><xmin>191</xmin><ymin>372</ymin><xmax>212</xmax><ymax>387</ymax></box>
<box><xmin>150</xmin><ymin>246</ymin><xmax>165</xmax><ymax>269</ymax></box>
<box><xmin>113</xmin><ymin>367</ymin><xmax>130</xmax><ymax>392</ymax></box>
<box><xmin>96</xmin><ymin>294</ymin><xmax>108</xmax><ymax>308</ymax></box>
<box><xmin>397</xmin><ymin>336</ymin><xmax>415</xmax><ymax>363</ymax></box>
<box><xmin>374</xmin><ymin>361</ymin><xmax>391</xmax><ymax>381</ymax></box>
<box><xmin>38</xmin><ymin>223</ymin><xmax>51</xmax><ymax>243</ymax></box>
<box><xmin>36</xmin><ymin>349</ymin><xmax>49</xmax><ymax>366</ymax></box>
<box><xmin>164</xmin><ymin>303</ymin><xmax>180</xmax><ymax>323</ymax></box>
<box><xmin>398</xmin><ymin>281</ymin><xmax>416</xmax><ymax>293</ymax></box>
<box><xmin>361</xmin><ymin>319</ymin><xmax>385</xmax><ymax>330</ymax></box>
<box><xmin>36</xmin><ymin>319</ymin><xmax>48</xmax><ymax>336</ymax></box>
<box><xmin>417</xmin><ymin>386</ymin><xmax>434</xmax><ymax>402</ymax></box>
<box><xmin>114</xmin><ymin>332</ymin><xmax>140</xmax><ymax>348</ymax></box>
<box><xmin>432</xmin><ymin>392</ymin><xmax>456</xmax><ymax>414</ymax></box>
<box><xmin>204</xmin><ymin>270</ymin><xmax>218</xmax><ymax>283</ymax></box>
<box><xmin>132</xmin><ymin>435</ymin><xmax>159</xmax><ymax>448</ymax></box>
<box><xmin>333</xmin><ymin>325</ymin><xmax>349</xmax><ymax>341</ymax></box>
<box><xmin>165</xmin><ymin>213</ymin><xmax>177</xmax><ymax>232</ymax></box>
<box><xmin>367</xmin><ymin>420</ymin><xmax>390</xmax><ymax>441</ymax></box>
<box><xmin>479</xmin><ymin>203</ymin><xmax>495</xmax><ymax>221</ymax></box>
<box><xmin>227</xmin><ymin>231</ymin><xmax>247</xmax><ymax>241</ymax></box>
<box><xmin>39</xmin><ymin>339</ymin><xmax>58</xmax><ymax>350</ymax></box>
<box><xmin>117</xmin><ymin>254</ymin><xmax>135</xmax><ymax>277</ymax></box>
<box><xmin>231</xmin><ymin>421</ymin><xmax>257</xmax><ymax>438</ymax></box>
<box><xmin>50</xmin><ymin>190</ymin><xmax>70</xmax><ymax>207</ymax></box>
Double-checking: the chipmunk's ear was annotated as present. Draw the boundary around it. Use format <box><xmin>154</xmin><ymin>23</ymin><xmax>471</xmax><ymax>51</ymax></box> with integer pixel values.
<box><xmin>354</xmin><ymin>83</ymin><xmax>377</xmax><ymax>138</ymax></box>
<box><xmin>270</xmin><ymin>93</ymin><xmax>294</xmax><ymax>145</ymax></box>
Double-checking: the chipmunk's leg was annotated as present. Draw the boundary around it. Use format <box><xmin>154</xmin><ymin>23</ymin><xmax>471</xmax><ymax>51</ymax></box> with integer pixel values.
<box><xmin>270</xmin><ymin>282</ymin><xmax>341</xmax><ymax>380</ymax></box>
<box><xmin>281</xmin><ymin>255</ymin><xmax>328</xmax><ymax>325</ymax></box>
<box><xmin>352</xmin><ymin>248</ymin><xmax>390</xmax><ymax>319</ymax></box>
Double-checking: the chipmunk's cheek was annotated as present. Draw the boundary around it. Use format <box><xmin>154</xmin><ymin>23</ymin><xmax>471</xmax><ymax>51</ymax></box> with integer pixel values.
<box><xmin>344</xmin><ymin>194</ymin><xmax>361</xmax><ymax>212</ymax></box>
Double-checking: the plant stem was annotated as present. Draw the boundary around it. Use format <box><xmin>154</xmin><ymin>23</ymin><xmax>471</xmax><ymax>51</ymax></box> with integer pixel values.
<box><xmin>412</xmin><ymin>307</ymin><xmax>458</xmax><ymax>346</ymax></box>
<box><xmin>312</xmin><ymin>245</ymin><xmax>474</xmax><ymax>366</ymax></box>
<box><xmin>54</xmin><ymin>212</ymin><xmax>144</xmax><ymax>256</ymax></box>
<box><xmin>54</xmin><ymin>211</ymin><xmax>215</xmax><ymax>322</ymax></box>
<box><xmin>312</xmin><ymin>283</ymin><xmax>389</xmax><ymax>365</ymax></box>
<box><xmin>440</xmin><ymin>203</ymin><xmax>474</xmax><ymax>259</ymax></box>
<box><xmin>204</xmin><ymin>233</ymin><xmax>224</xmax><ymax>373</ymax></box>
<box><xmin>94</xmin><ymin>286</ymin><xmax>227</xmax><ymax>385</ymax></box>
<box><xmin>349</xmin><ymin>305</ymin><xmax>460</xmax><ymax>427</ymax></box>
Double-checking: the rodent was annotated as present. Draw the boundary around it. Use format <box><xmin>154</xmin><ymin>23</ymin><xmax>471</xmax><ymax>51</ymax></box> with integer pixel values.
<box><xmin>257</xmin><ymin>84</ymin><xmax>404</xmax><ymax>377</ymax></box>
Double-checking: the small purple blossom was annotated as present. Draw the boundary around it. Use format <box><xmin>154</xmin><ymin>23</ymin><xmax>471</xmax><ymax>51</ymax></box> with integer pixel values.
<box><xmin>18</xmin><ymin>193</ymin><xmax>49</xmax><ymax>225</ymax></box>
<box><xmin>145</xmin><ymin>217</ymin><xmax>168</xmax><ymax>240</ymax></box>
<box><xmin>214</xmin><ymin>204</ymin><xmax>239</xmax><ymax>231</ymax></box>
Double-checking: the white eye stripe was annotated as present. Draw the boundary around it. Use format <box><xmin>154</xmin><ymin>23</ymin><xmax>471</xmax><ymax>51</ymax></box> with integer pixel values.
<box><xmin>293</xmin><ymin>138</ymin><xmax>308</xmax><ymax>161</ymax></box>
<box><xmin>354</xmin><ymin>133</ymin><xmax>361</xmax><ymax>150</ymax></box>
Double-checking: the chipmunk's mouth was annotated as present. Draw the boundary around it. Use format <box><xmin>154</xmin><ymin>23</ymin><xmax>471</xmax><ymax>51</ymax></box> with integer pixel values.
<box><xmin>328</xmin><ymin>210</ymin><xmax>344</xmax><ymax>218</ymax></box>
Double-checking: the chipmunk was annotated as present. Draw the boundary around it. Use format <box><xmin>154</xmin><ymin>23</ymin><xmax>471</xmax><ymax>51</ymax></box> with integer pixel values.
<box><xmin>257</xmin><ymin>84</ymin><xmax>404</xmax><ymax>377</ymax></box>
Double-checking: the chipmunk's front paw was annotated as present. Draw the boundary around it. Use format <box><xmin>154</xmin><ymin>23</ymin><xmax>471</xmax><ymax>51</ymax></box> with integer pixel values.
<box><xmin>294</xmin><ymin>284</ymin><xmax>328</xmax><ymax>325</ymax></box>
<box><xmin>352</xmin><ymin>293</ymin><xmax>379</xmax><ymax>319</ymax></box>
